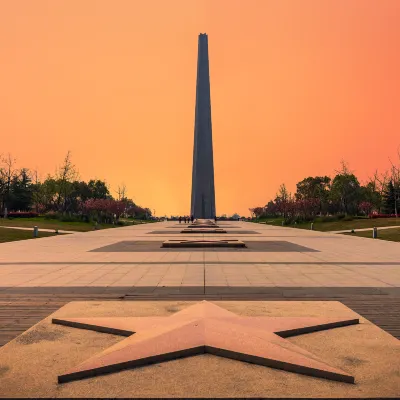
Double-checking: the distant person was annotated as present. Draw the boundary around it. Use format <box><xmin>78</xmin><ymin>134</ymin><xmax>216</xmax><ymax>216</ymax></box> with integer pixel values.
<box><xmin>179</xmin><ymin>216</ymin><xmax>182</xmax><ymax>224</ymax></box>
<box><xmin>191</xmin><ymin>215</ymin><xmax>194</xmax><ymax>223</ymax></box>
<box><xmin>214</xmin><ymin>216</ymin><xmax>217</xmax><ymax>223</ymax></box>
<box><xmin>184</xmin><ymin>217</ymin><xmax>187</xmax><ymax>224</ymax></box>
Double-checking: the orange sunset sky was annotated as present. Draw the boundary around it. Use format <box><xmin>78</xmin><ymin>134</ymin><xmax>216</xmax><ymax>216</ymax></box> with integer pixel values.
<box><xmin>1</xmin><ymin>1</ymin><xmax>399</xmax><ymax>216</ymax></box>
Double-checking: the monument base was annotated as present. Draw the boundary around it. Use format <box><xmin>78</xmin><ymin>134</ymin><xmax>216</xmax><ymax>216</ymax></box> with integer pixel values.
<box><xmin>0</xmin><ymin>301</ymin><xmax>399</xmax><ymax>398</ymax></box>
<box><xmin>187</xmin><ymin>224</ymin><xmax>220</xmax><ymax>228</ymax></box>
<box><xmin>162</xmin><ymin>239</ymin><xmax>245</xmax><ymax>248</ymax></box>
<box><xmin>181</xmin><ymin>228</ymin><xmax>226</xmax><ymax>233</ymax></box>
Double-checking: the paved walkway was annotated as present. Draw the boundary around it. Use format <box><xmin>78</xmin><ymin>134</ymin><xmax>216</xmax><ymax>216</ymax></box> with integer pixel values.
<box><xmin>0</xmin><ymin>225</ymin><xmax>76</xmax><ymax>234</ymax></box>
<box><xmin>0</xmin><ymin>221</ymin><xmax>399</xmax><ymax>290</ymax></box>
<box><xmin>329</xmin><ymin>225</ymin><xmax>400</xmax><ymax>234</ymax></box>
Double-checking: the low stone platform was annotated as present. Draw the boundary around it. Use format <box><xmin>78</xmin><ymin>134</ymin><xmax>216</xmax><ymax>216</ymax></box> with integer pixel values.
<box><xmin>91</xmin><ymin>240</ymin><xmax>317</xmax><ymax>252</ymax></box>
<box><xmin>161</xmin><ymin>239</ymin><xmax>246</xmax><ymax>248</ymax></box>
<box><xmin>172</xmin><ymin>224</ymin><xmax>241</xmax><ymax>228</ymax></box>
<box><xmin>180</xmin><ymin>228</ymin><xmax>227</xmax><ymax>233</ymax></box>
<box><xmin>0</xmin><ymin>301</ymin><xmax>398</xmax><ymax>398</ymax></box>
<box><xmin>148</xmin><ymin>230</ymin><xmax>258</xmax><ymax>234</ymax></box>
<box><xmin>186</xmin><ymin>224</ymin><xmax>220</xmax><ymax>229</ymax></box>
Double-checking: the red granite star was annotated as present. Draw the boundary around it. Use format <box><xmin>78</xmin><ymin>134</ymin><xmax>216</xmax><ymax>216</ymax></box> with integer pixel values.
<box><xmin>53</xmin><ymin>301</ymin><xmax>359</xmax><ymax>384</ymax></box>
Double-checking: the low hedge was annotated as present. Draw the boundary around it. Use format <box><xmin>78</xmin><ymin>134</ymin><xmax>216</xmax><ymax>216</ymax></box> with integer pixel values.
<box><xmin>0</xmin><ymin>211</ymin><xmax>39</xmax><ymax>218</ymax></box>
<box><xmin>369</xmin><ymin>214</ymin><xmax>399</xmax><ymax>218</ymax></box>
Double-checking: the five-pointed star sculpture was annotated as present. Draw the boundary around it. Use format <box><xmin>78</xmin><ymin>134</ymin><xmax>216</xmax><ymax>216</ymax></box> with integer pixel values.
<box><xmin>53</xmin><ymin>301</ymin><xmax>359</xmax><ymax>384</ymax></box>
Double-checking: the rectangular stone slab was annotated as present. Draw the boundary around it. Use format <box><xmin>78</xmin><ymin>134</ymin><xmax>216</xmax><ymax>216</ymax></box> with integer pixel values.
<box><xmin>180</xmin><ymin>229</ymin><xmax>227</xmax><ymax>233</ymax></box>
<box><xmin>161</xmin><ymin>240</ymin><xmax>246</xmax><ymax>248</ymax></box>
<box><xmin>0</xmin><ymin>301</ymin><xmax>399</xmax><ymax>398</ymax></box>
<box><xmin>91</xmin><ymin>240</ymin><xmax>317</xmax><ymax>252</ymax></box>
<box><xmin>148</xmin><ymin>230</ymin><xmax>258</xmax><ymax>235</ymax></box>
<box><xmin>172</xmin><ymin>225</ymin><xmax>240</xmax><ymax>228</ymax></box>
<box><xmin>187</xmin><ymin>225</ymin><xmax>220</xmax><ymax>229</ymax></box>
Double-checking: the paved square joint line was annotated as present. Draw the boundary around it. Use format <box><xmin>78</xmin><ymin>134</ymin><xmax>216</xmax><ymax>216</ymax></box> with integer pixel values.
<box><xmin>90</xmin><ymin>241</ymin><xmax>319</xmax><ymax>252</ymax></box>
<box><xmin>161</xmin><ymin>239</ymin><xmax>246</xmax><ymax>248</ymax></box>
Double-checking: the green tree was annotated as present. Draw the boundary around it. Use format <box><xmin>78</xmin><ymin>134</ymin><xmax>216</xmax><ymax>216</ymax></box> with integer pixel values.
<box><xmin>295</xmin><ymin>176</ymin><xmax>331</xmax><ymax>214</ymax></box>
<box><xmin>329</xmin><ymin>173</ymin><xmax>361</xmax><ymax>215</ymax></box>
<box><xmin>264</xmin><ymin>200</ymin><xmax>278</xmax><ymax>217</ymax></box>
<box><xmin>359</xmin><ymin>181</ymin><xmax>381</xmax><ymax>212</ymax></box>
<box><xmin>88</xmin><ymin>180</ymin><xmax>111</xmax><ymax>199</ymax></box>
<box><xmin>32</xmin><ymin>176</ymin><xmax>58</xmax><ymax>212</ymax></box>
<box><xmin>8</xmin><ymin>169</ymin><xmax>33</xmax><ymax>211</ymax></box>
<box><xmin>382</xmin><ymin>181</ymin><xmax>396</xmax><ymax>214</ymax></box>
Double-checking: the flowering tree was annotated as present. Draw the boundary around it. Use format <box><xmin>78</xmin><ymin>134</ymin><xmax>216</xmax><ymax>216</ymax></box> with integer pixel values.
<box><xmin>81</xmin><ymin>199</ymin><xmax>127</xmax><ymax>223</ymax></box>
<box><xmin>252</xmin><ymin>207</ymin><xmax>265</xmax><ymax>218</ymax></box>
<box><xmin>264</xmin><ymin>201</ymin><xmax>279</xmax><ymax>217</ymax></box>
<box><xmin>124</xmin><ymin>200</ymin><xmax>148</xmax><ymax>218</ymax></box>
<box><xmin>359</xmin><ymin>201</ymin><xmax>373</xmax><ymax>216</ymax></box>
<box><xmin>296</xmin><ymin>198</ymin><xmax>320</xmax><ymax>220</ymax></box>
<box><xmin>254</xmin><ymin>197</ymin><xmax>320</xmax><ymax>223</ymax></box>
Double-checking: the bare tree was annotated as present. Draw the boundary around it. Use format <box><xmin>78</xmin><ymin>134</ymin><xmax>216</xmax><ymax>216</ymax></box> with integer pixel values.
<box><xmin>365</xmin><ymin>168</ymin><xmax>390</xmax><ymax>213</ymax></box>
<box><xmin>55</xmin><ymin>151</ymin><xmax>79</xmax><ymax>212</ymax></box>
<box><xmin>275</xmin><ymin>183</ymin><xmax>291</xmax><ymax>219</ymax></box>
<box><xmin>334</xmin><ymin>159</ymin><xmax>354</xmax><ymax>176</ymax></box>
<box><xmin>115</xmin><ymin>183</ymin><xmax>127</xmax><ymax>201</ymax></box>
<box><xmin>30</xmin><ymin>168</ymin><xmax>42</xmax><ymax>213</ymax></box>
<box><xmin>31</xmin><ymin>168</ymin><xmax>40</xmax><ymax>185</ymax></box>
<box><xmin>0</xmin><ymin>153</ymin><xmax>17</xmax><ymax>212</ymax></box>
<box><xmin>388</xmin><ymin>147</ymin><xmax>400</xmax><ymax>216</ymax></box>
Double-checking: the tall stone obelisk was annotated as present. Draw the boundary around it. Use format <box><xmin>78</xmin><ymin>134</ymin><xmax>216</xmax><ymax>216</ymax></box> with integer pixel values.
<box><xmin>190</xmin><ymin>33</ymin><xmax>216</xmax><ymax>219</ymax></box>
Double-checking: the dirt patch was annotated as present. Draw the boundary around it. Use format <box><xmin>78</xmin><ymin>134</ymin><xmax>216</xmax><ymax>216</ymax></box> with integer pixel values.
<box><xmin>165</xmin><ymin>302</ymin><xmax>191</xmax><ymax>313</ymax></box>
<box><xmin>0</xmin><ymin>365</ymin><xmax>10</xmax><ymax>377</ymax></box>
<box><xmin>16</xmin><ymin>326</ymin><xmax>65</xmax><ymax>345</ymax></box>
<box><xmin>342</xmin><ymin>356</ymin><xmax>367</xmax><ymax>366</ymax></box>
<box><xmin>165</xmin><ymin>305</ymin><xmax>181</xmax><ymax>313</ymax></box>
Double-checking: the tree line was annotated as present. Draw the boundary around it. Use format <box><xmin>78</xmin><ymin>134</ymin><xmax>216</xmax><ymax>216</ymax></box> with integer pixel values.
<box><xmin>250</xmin><ymin>158</ymin><xmax>400</xmax><ymax>223</ymax></box>
<box><xmin>0</xmin><ymin>152</ymin><xmax>152</xmax><ymax>223</ymax></box>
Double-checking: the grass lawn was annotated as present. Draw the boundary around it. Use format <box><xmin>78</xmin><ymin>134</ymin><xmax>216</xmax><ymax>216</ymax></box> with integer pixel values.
<box><xmin>343</xmin><ymin>227</ymin><xmax>400</xmax><ymax>243</ymax></box>
<box><xmin>0</xmin><ymin>227</ymin><xmax>62</xmax><ymax>243</ymax></box>
<box><xmin>254</xmin><ymin>217</ymin><xmax>400</xmax><ymax>232</ymax></box>
<box><xmin>0</xmin><ymin>217</ymin><xmax>154</xmax><ymax>232</ymax></box>
<box><xmin>0</xmin><ymin>217</ymin><xmax>113</xmax><ymax>232</ymax></box>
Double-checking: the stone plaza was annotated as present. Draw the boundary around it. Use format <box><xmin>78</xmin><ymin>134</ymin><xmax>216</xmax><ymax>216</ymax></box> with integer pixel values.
<box><xmin>0</xmin><ymin>221</ymin><xmax>399</xmax><ymax>397</ymax></box>
<box><xmin>0</xmin><ymin>221</ymin><xmax>399</xmax><ymax>294</ymax></box>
